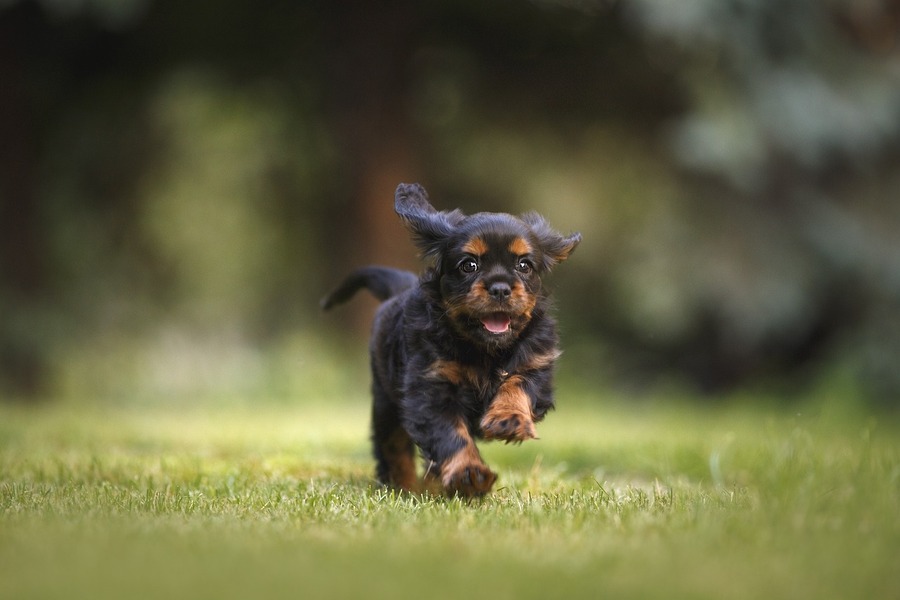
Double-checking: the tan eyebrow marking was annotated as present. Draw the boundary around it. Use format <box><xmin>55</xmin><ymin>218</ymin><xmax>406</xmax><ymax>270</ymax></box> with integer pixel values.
<box><xmin>462</xmin><ymin>237</ymin><xmax>489</xmax><ymax>256</ymax></box>
<box><xmin>508</xmin><ymin>237</ymin><xmax>532</xmax><ymax>256</ymax></box>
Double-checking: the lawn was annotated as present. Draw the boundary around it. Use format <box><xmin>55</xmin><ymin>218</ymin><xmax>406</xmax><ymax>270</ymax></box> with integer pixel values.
<box><xmin>1</xmin><ymin>394</ymin><xmax>898</xmax><ymax>599</ymax></box>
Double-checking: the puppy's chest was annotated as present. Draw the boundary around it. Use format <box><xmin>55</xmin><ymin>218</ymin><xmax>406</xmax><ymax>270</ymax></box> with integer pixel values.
<box><xmin>424</xmin><ymin>358</ymin><xmax>509</xmax><ymax>403</ymax></box>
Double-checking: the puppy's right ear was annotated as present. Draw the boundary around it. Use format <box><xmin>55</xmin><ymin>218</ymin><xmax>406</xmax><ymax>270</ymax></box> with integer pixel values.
<box><xmin>395</xmin><ymin>183</ymin><xmax>462</xmax><ymax>259</ymax></box>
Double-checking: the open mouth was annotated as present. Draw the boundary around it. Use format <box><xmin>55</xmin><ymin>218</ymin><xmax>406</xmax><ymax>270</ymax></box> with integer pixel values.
<box><xmin>480</xmin><ymin>312</ymin><xmax>511</xmax><ymax>334</ymax></box>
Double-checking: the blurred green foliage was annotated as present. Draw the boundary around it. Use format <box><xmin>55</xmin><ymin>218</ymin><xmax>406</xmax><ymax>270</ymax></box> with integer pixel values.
<box><xmin>1</xmin><ymin>0</ymin><xmax>898</xmax><ymax>405</ymax></box>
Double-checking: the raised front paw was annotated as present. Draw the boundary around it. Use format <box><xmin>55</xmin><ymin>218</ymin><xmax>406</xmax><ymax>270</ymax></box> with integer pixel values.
<box><xmin>481</xmin><ymin>374</ymin><xmax>538</xmax><ymax>443</ymax></box>
<box><xmin>480</xmin><ymin>408</ymin><xmax>537</xmax><ymax>444</ymax></box>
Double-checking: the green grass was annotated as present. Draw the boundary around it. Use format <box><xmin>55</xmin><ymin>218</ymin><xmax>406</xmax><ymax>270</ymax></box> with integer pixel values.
<box><xmin>1</xmin><ymin>396</ymin><xmax>898</xmax><ymax>599</ymax></box>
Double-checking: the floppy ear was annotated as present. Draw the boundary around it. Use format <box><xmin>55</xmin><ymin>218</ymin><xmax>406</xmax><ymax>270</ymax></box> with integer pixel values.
<box><xmin>521</xmin><ymin>211</ymin><xmax>582</xmax><ymax>269</ymax></box>
<box><xmin>395</xmin><ymin>183</ymin><xmax>463</xmax><ymax>259</ymax></box>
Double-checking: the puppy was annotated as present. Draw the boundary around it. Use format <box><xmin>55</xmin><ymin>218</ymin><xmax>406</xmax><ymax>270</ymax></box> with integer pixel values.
<box><xmin>322</xmin><ymin>183</ymin><xmax>580</xmax><ymax>497</ymax></box>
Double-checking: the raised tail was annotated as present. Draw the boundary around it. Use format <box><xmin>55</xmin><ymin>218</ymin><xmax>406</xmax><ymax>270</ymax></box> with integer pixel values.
<box><xmin>320</xmin><ymin>266</ymin><xmax>418</xmax><ymax>310</ymax></box>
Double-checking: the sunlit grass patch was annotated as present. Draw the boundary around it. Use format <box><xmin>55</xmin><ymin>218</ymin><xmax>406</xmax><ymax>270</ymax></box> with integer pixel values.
<box><xmin>1</xmin><ymin>398</ymin><xmax>898</xmax><ymax>599</ymax></box>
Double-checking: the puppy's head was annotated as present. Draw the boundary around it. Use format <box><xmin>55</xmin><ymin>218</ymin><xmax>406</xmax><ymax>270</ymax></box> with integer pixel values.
<box><xmin>395</xmin><ymin>183</ymin><xmax>581</xmax><ymax>349</ymax></box>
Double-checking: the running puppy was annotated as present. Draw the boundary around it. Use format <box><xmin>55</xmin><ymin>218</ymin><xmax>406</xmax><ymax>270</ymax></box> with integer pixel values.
<box><xmin>322</xmin><ymin>183</ymin><xmax>580</xmax><ymax>497</ymax></box>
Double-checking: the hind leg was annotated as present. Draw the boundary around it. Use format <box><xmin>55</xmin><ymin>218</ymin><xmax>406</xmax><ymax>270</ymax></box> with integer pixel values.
<box><xmin>371</xmin><ymin>387</ymin><xmax>418</xmax><ymax>491</ymax></box>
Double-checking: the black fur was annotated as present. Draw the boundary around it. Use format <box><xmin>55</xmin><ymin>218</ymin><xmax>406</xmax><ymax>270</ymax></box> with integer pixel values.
<box><xmin>322</xmin><ymin>183</ymin><xmax>580</xmax><ymax>497</ymax></box>
<box><xmin>319</xmin><ymin>266</ymin><xmax>417</xmax><ymax>310</ymax></box>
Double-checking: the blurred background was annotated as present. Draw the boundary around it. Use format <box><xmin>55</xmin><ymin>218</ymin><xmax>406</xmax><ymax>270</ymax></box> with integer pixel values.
<box><xmin>1</xmin><ymin>0</ymin><xmax>899</xmax><ymax>408</ymax></box>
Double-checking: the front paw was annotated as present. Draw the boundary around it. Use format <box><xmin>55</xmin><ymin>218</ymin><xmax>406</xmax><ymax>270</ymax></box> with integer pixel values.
<box><xmin>442</xmin><ymin>460</ymin><xmax>497</xmax><ymax>498</ymax></box>
<box><xmin>480</xmin><ymin>409</ymin><xmax>537</xmax><ymax>444</ymax></box>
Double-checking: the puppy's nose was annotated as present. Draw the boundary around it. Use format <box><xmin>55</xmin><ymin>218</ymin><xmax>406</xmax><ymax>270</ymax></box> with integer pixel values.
<box><xmin>488</xmin><ymin>282</ymin><xmax>512</xmax><ymax>300</ymax></box>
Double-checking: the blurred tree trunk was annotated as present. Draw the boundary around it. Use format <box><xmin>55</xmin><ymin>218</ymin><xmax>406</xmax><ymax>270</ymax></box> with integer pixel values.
<box><xmin>322</xmin><ymin>1</ymin><xmax>423</xmax><ymax>333</ymax></box>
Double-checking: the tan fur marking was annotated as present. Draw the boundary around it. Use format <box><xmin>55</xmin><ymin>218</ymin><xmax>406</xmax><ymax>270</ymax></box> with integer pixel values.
<box><xmin>440</xmin><ymin>418</ymin><xmax>496</xmax><ymax>497</ymax></box>
<box><xmin>426</xmin><ymin>359</ymin><xmax>466</xmax><ymax>386</ymax></box>
<box><xmin>381</xmin><ymin>428</ymin><xmax>418</xmax><ymax>491</ymax></box>
<box><xmin>471</xmin><ymin>281</ymin><xmax>493</xmax><ymax>305</ymax></box>
<box><xmin>480</xmin><ymin>375</ymin><xmax>537</xmax><ymax>443</ymax></box>
<box><xmin>509</xmin><ymin>281</ymin><xmax>537</xmax><ymax>320</ymax></box>
<box><xmin>519</xmin><ymin>349</ymin><xmax>562</xmax><ymax>372</ymax></box>
<box><xmin>508</xmin><ymin>237</ymin><xmax>533</xmax><ymax>256</ymax></box>
<box><xmin>462</xmin><ymin>237</ymin><xmax>489</xmax><ymax>256</ymax></box>
<box><xmin>426</xmin><ymin>360</ymin><xmax>490</xmax><ymax>394</ymax></box>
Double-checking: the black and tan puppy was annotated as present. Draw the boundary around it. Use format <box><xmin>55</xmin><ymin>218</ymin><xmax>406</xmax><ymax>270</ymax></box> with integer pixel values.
<box><xmin>322</xmin><ymin>183</ymin><xmax>580</xmax><ymax>497</ymax></box>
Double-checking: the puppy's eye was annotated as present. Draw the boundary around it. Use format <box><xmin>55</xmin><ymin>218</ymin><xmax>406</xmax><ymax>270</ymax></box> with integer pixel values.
<box><xmin>516</xmin><ymin>259</ymin><xmax>533</xmax><ymax>274</ymax></box>
<box><xmin>459</xmin><ymin>258</ymin><xmax>479</xmax><ymax>274</ymax></box>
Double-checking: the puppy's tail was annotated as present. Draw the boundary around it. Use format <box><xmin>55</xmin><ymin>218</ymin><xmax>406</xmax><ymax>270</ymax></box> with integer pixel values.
<box><xmin>320</xmin><ymin>266</ymin><xmax>418</xmax><ymax>311</ymax></box>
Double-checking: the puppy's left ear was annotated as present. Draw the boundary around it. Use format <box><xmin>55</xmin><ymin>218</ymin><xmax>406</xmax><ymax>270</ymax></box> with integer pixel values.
<box><xmin>395</xmin><ymin>183</ymin><xmax>436</xmax><ymax>216</ymax></box>
<box><xmin>395</xmin><ymin>183</ymin><xmax>463</xmax><ymax>259</ymax></box>
<box><xmin>522</xmin><ymin>212</ymin><xmax>582</xmax><ymax>269</ymax></box>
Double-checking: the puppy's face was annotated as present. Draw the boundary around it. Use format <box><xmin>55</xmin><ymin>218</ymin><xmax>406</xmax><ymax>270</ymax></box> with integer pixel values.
<box><xmin>438</xmin><ymin>216</ymin><xmax>541</xmax><ymax>347</ymax></box>
<box><xmin>394</xmin><ymin>183</ymin><xmax>581</xmax><ymax>349</ymax></box>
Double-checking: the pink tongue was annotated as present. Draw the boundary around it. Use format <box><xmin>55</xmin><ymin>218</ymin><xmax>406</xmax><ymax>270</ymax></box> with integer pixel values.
<box><xmin>481</xmin><ymin>313</ymin><xmax>511</xmax><ymax>334</ymax></box>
